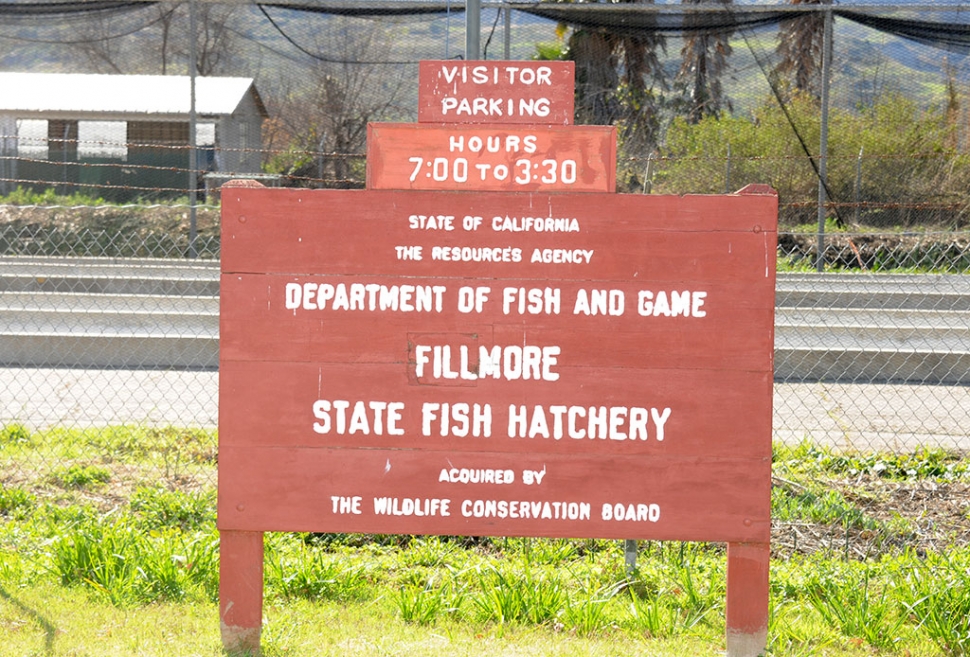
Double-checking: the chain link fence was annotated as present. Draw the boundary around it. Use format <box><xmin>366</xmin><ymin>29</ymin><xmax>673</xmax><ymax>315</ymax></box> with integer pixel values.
<box><xmin>0</xmin><ymin>2</ymin><xmax>968</xmax><ymax>527</ymax></box>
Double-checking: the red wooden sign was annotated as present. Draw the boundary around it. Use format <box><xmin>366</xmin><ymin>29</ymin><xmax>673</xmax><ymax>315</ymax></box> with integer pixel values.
<box><xmin>418</xmin><ymin>60</ymin><xmax>575</xmax><ymax>125</ymax></box>
<box><xmin>218</xmin><ymin>188</ymin><xmax>776</xmax><ymax>541</ymax></box>
<box><xmin>366</xmin><ymin>123</ymin><xmax>616</xmax><ymax>193</ymax></box>
<box><xmin>219</xmin><ymin>56</ymin><xmax>774</xmax><ymax>657</ymax></box>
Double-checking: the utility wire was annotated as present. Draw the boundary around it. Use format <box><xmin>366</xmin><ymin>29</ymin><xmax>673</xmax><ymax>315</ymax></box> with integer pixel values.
<box><xmin>482</xmin><ymin>5</ymin><xmax>502</xmax><ymax>59</ymax></box>
<box><xmin>256</xmin><ymin>3</ymin><xmax>424</xmax><ymax>65</ymax></box>
<box><xmin>0</xmin><ymin>6</ymin><xmax>168</xmax><ymax>45</ymax></box>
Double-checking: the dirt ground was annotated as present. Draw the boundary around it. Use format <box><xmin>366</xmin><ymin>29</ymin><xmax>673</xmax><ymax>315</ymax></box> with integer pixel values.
<box><xmin>771</xmin><ymin>477</ymin><xmax>970</xmax><ymax>559</ymax></box>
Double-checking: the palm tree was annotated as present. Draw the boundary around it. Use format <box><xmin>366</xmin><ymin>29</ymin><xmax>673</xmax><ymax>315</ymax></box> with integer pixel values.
<box><xmin>774</xmin><ymin>0</ymin><xmax>827</xmax><ymax>101</ymax></box>
<box><xmin>677</xmin><ymin>0</ymin><xmax>734</xmax><ymax>124</ymax></box>
<box><xmin>567</xmin><ymin>0</ymin><xmax>667</xmax><ymax>155</ymax></box>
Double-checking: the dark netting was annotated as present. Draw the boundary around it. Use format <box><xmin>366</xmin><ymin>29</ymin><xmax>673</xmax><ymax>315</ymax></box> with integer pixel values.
<box><xmin>511</xmin><ymin>2</ymin><xmax>970</xmax><ymax>48</ymax></box>
<box><xmin>510</xmin><ymin>2</ymin><xmax>788</xmax><ymax>37</ymax></box>
<box><xmin>258</xmin><ymin>1</ymin><xmax>463</xmax><ymax>18</ymax></box>
<box><xmin>836</xmin><ymin>9</ymin><xmax>970</xmax><ymax>55</ymax></box>
<box><xmin>0</xmin><ymin>0</ymin><xmax>155</xmax><ymax>18</ymax></box>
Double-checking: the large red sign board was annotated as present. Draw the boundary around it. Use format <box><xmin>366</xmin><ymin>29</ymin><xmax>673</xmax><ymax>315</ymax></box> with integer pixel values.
<box><xmin>366</xmin><ymin>123</ymin><xmax>616</xmax><ymax>193</ymax></box>
<box><xmin>418</xmin><ymin>60</ymin><xmax>575</xmax><ymax>125</ymax></box>
<box><xmin>219</xmin><ymin>58</ymin><xmax>774</xmax><ymax>657</ymax></box>
<box><xmin>218</xmin><ymin>189</ymin><xmax>776</xmax><ymax>542</ymax></box>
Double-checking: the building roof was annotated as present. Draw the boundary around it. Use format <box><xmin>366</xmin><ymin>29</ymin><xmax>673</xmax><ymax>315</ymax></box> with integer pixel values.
<box><xmin>0</xmin><ymin>72</ymin><xmax>268</xmax><ymax>120</ymax></box>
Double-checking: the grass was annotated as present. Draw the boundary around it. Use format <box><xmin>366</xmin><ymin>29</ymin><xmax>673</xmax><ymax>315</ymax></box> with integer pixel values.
<box><xmin>2</xmin><ymin>425</ymin><xmax>970</xmax><ymax>655</ymax></box>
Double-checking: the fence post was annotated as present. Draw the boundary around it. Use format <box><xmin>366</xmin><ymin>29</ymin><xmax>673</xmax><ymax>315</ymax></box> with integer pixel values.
<box><xmin>642</xmin><ymin>153</ymin><xmax>654</xmax><ymax>194</ymax></box>
<box><xmin>466</xmin><ymin>0</ymin><xmax>481</xmax><ymax>60</ymax></box>
<box><xmin>725</xmin><ymin>142</ymin><xmax>732</xmax><ymax>194</ymax></box>
<box><xmin>816</xmin><ymin>5</ymin><xmax>833</xmax><ymax>272</ymax></box>
<box><xmin>188</xmin><ymin>0</ymin><xmax>198</xmax><ymax>259</ymax></box>
<box><xmin>504</xmin><ymin>3</ymin><xmax>512</xmax><ymax>59</ymax></box>
<box><xmin>854</xmin><ymin>146</ymin><xmax>863</xmax><ymax>226</ymax></box>
<box><xmin>624</xmin><ymin>539</ymin><xmax>638</xmax><ymax>577</ymax></box>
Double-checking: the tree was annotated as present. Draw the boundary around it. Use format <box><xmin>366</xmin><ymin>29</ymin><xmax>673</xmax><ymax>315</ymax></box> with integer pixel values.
<box><xmin>565</xmin><ymin>0</ymin><xmax>667</xmax><ymax>159</ymax></box>
<box><xmin>66</xmin><ymin>1</ymin><xmax>240</xmax><ymax>76</ymax></box>
<box><xmin>263</xmin><ymin>19</ymin><xmax>411</xmax><ymax>187</ymax></box>
<box><xmin>676</xmin><ymin>0</ymin><xmax>733</xmax><ymax>124</ymax></box>
<box><xmin>774</xmin><ymin>0</ymin><xmax>827</xmax><ymax>101</ymax></box>
<box><xmin>173</xmin><ymin>2</ymin><xmax>241</xmax><ymax>76</ymax></box>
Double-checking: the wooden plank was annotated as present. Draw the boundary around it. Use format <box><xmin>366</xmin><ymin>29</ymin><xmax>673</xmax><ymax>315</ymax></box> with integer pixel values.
<box><xmin>366</xmin><ymin>124</ymin><xmax>616</xmax><ymax>192</ymax></box>
<box><xmin>220</xmin><ymin>189</ymin><xmax>778</xmax><ymax>282</ymax></box>
<box><xmin>217</xmin><ymin>447</ymin><xmax>770</xmax><ymax>542</ymax></box>
<box><xmin>220</xmin><ymin>307</ymin><xmax>774</xmax><ymax>373</ymax></box>
<box><xmin>418</xmin><ymin>61</ymin><xmax>575</xmax><ymax>125</ymax></box>
<box><xmin>218</xmin><ymin>360</ymin><xmax>771</xmax><ymax>457</ymax></box>
<box><xmin>219</xmin><ymin>275</ymin><xmax>773</xmax><ymax>369</ymax></box>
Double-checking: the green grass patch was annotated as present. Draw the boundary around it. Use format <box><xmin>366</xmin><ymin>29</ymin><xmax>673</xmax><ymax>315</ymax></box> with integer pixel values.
<box><xmin>0</xmin><ymin>422</ymin><xmax>31</xmax><ymax>446</ymax></box>
<box><xmin>50</xmin><ymin>463</ymin><xmax>112</xmax><ymax>489</ymax></box>
<box><xmin>2</xmin><ymin>426</ymin><xmax>969</xmax><ymax>654</ymax></box>
<box><xmin>0</xmin><ymin>484</ymin><xmax>35</xmax><ymax>520</ymax></box>
<box><xmin>775</xmin><ymin>440</ymin><xmax>969</xmax><ymax>481</ymax></box>
<box><xmin>0</xmin><ymin>186</ymin><xmax>108</xmax><ymax>206</ymax></box>
<box><xmin>129</xmin><ymin>486</ymin><xmax>216</xmax><ymax>531</ymax></box>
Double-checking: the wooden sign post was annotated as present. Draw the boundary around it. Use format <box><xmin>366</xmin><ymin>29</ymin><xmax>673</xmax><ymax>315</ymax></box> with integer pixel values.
<box><xmin>219</xmin><ymin>61</ymin><xmax>776</xmax><ymax>657</ymax></box>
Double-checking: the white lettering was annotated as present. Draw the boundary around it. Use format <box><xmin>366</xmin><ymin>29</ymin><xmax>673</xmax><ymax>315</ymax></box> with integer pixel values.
<box><xmin>508</xmin><ymin>405</ymin><xmax>672</xmax><ymax>441</ymax></box>
<box><xmin>601</xmin><ymin>503</ymin><xmax>661</xmax><ymax>522</ymax></box>
<box><xmin>312</xmin><ymin>400</ymin><xmax>404</xmax><ymax>436</ymax></box>
<box><xmin>637</xmin><ymin>290</ymin><xmax>708</xmax><ymax>318</ymax></box>
<box><xmin>285</xmin><ymin>282</ymin><xmax>446</xmax><ymax>313</ymax></box>
<box><xmin>414</xmin><ymin>344</ymin><xmax>560</xmax><ymax>382</ymax></box>
<box><xmin>530</xmin><ymin>248</ymin><xmax>594</xmax><ymax>264</ymax></box>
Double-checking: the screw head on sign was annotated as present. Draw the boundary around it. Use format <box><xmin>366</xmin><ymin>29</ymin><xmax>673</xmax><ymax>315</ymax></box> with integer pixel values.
<box><xmin>239</xmin><ymin>216</ymin><xmax>247</xmax><ymax>223</ymax></box>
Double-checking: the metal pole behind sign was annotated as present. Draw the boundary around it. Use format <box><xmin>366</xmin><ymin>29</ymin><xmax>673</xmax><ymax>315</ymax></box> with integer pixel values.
<box><xmin>816</xmin><ymin>6</ymin><xmax>833</xmax><ymax>272</ymax></box>
<box><xmin>504</xmin><ymin>3</ymin><xmax>511</xmax><ymax>60</ymax></box>
<box><xmin>624</xmin><ymin>539</ymin><xmax>638</xmax><ymax>577</ymax></box>
<box><xmin>188</xmin><ymin>0</ymin><xmax>198</xmax><ymax>259</ymax></box>
<box><xmin>466</xmin><ymin>0</ymin><xmax>481</xmax><ymax>61</ymax></box>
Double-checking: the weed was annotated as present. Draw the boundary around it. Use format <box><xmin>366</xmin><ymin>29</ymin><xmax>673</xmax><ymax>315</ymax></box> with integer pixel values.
<box><xmin>401</xmin><ymin>535</ymin><xmax>461</xmax><ymax>568</ymax></box>
<box><xmin>136</xmin><ymin>529</ymin><xmax>219</xmax><ymax>603</ymax></box>
<box><xmin>627</xmin><ymin>589</ymin><xmax>679</xmax><ymax>638</ymax></box>
<box><xmin>130</xmin><ymin>487</ymin><xmax>215</xmax><ymax>531</ymax></box>
<box><xmin>563</xmin><ymin>582</ymin><xmax>621</xmax><ymax>636</ymax></box>
<box><xmin>775</xmin><ymin>441</ymin><xmax>969</xmax><ymax>481</ymax></box>
<box><xmin>807</xmin><ymin>565</ymin><xmax>907</xmax><ymax>650</ymax></box>
<box><xmin>0</xmin><ymin>485</ymin><xmax>35</xmax><ymax>518</ymax></box>
<box><xmin>80</xmin><ymin>426</ymin><xmax>217</xmax><ymax>470</ymax></box>
<box><xmin>47</xmin><ymin>514</ymin><xmax>217</xmax><ymax>606</ymax></box>
<box><xmin>471</xmin><ymin>565</ymin><xmax>567</xmax><ymax>626</ymax></box>
<box><xmin>772</xmin><ymin>485</ymin><xmax>878</xmax><ymax>531</ymax></box>
<box><xmin>0</xmin><ymin>187</ymin><xmax>106</xmax><ymax>206</ymax></box>
<box><xmin>49</xmin><ymin>518</ymin><xmax>142</xmax><ymax>606</ymax></box>
<box><xmin>51</xmin><ymin>464</ymin><xmax>112</xmax><ymax>489</ymax></box>
<box><xmin>668</xmin><ymin>560</ymin><xmax>723</xmax><ymax>630</ymax></box>
<box><xmin>396</xmin><ymin>578</ymin><xmax>465</xmax><ymax>625</ymax></box>
<box><xmin>0</xmin><ymin>423</ymin><xmax>31</xmax><ymax>446</ymax></box>
<box><xmin>265</xmin><ymin>546</ymin><xmax>369</xmax><ymax>602</ymax></box>
<box><xmin>901</xmin><ymin>552</ymin><xmax>970</xmax><ymax>656</ymax></box>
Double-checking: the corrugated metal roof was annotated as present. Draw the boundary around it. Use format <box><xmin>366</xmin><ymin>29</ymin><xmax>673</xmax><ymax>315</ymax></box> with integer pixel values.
<box><xmin>0</xmin><ymin>72</ymin><xmax>266</xmax><ymax>118</ymax></box>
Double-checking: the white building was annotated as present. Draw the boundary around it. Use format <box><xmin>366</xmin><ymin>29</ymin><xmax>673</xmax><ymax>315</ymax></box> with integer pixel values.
<box><xmin>0</xmin><ymin>72</ymin><xmax>267</xmax><ymax>197</ymax></box>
